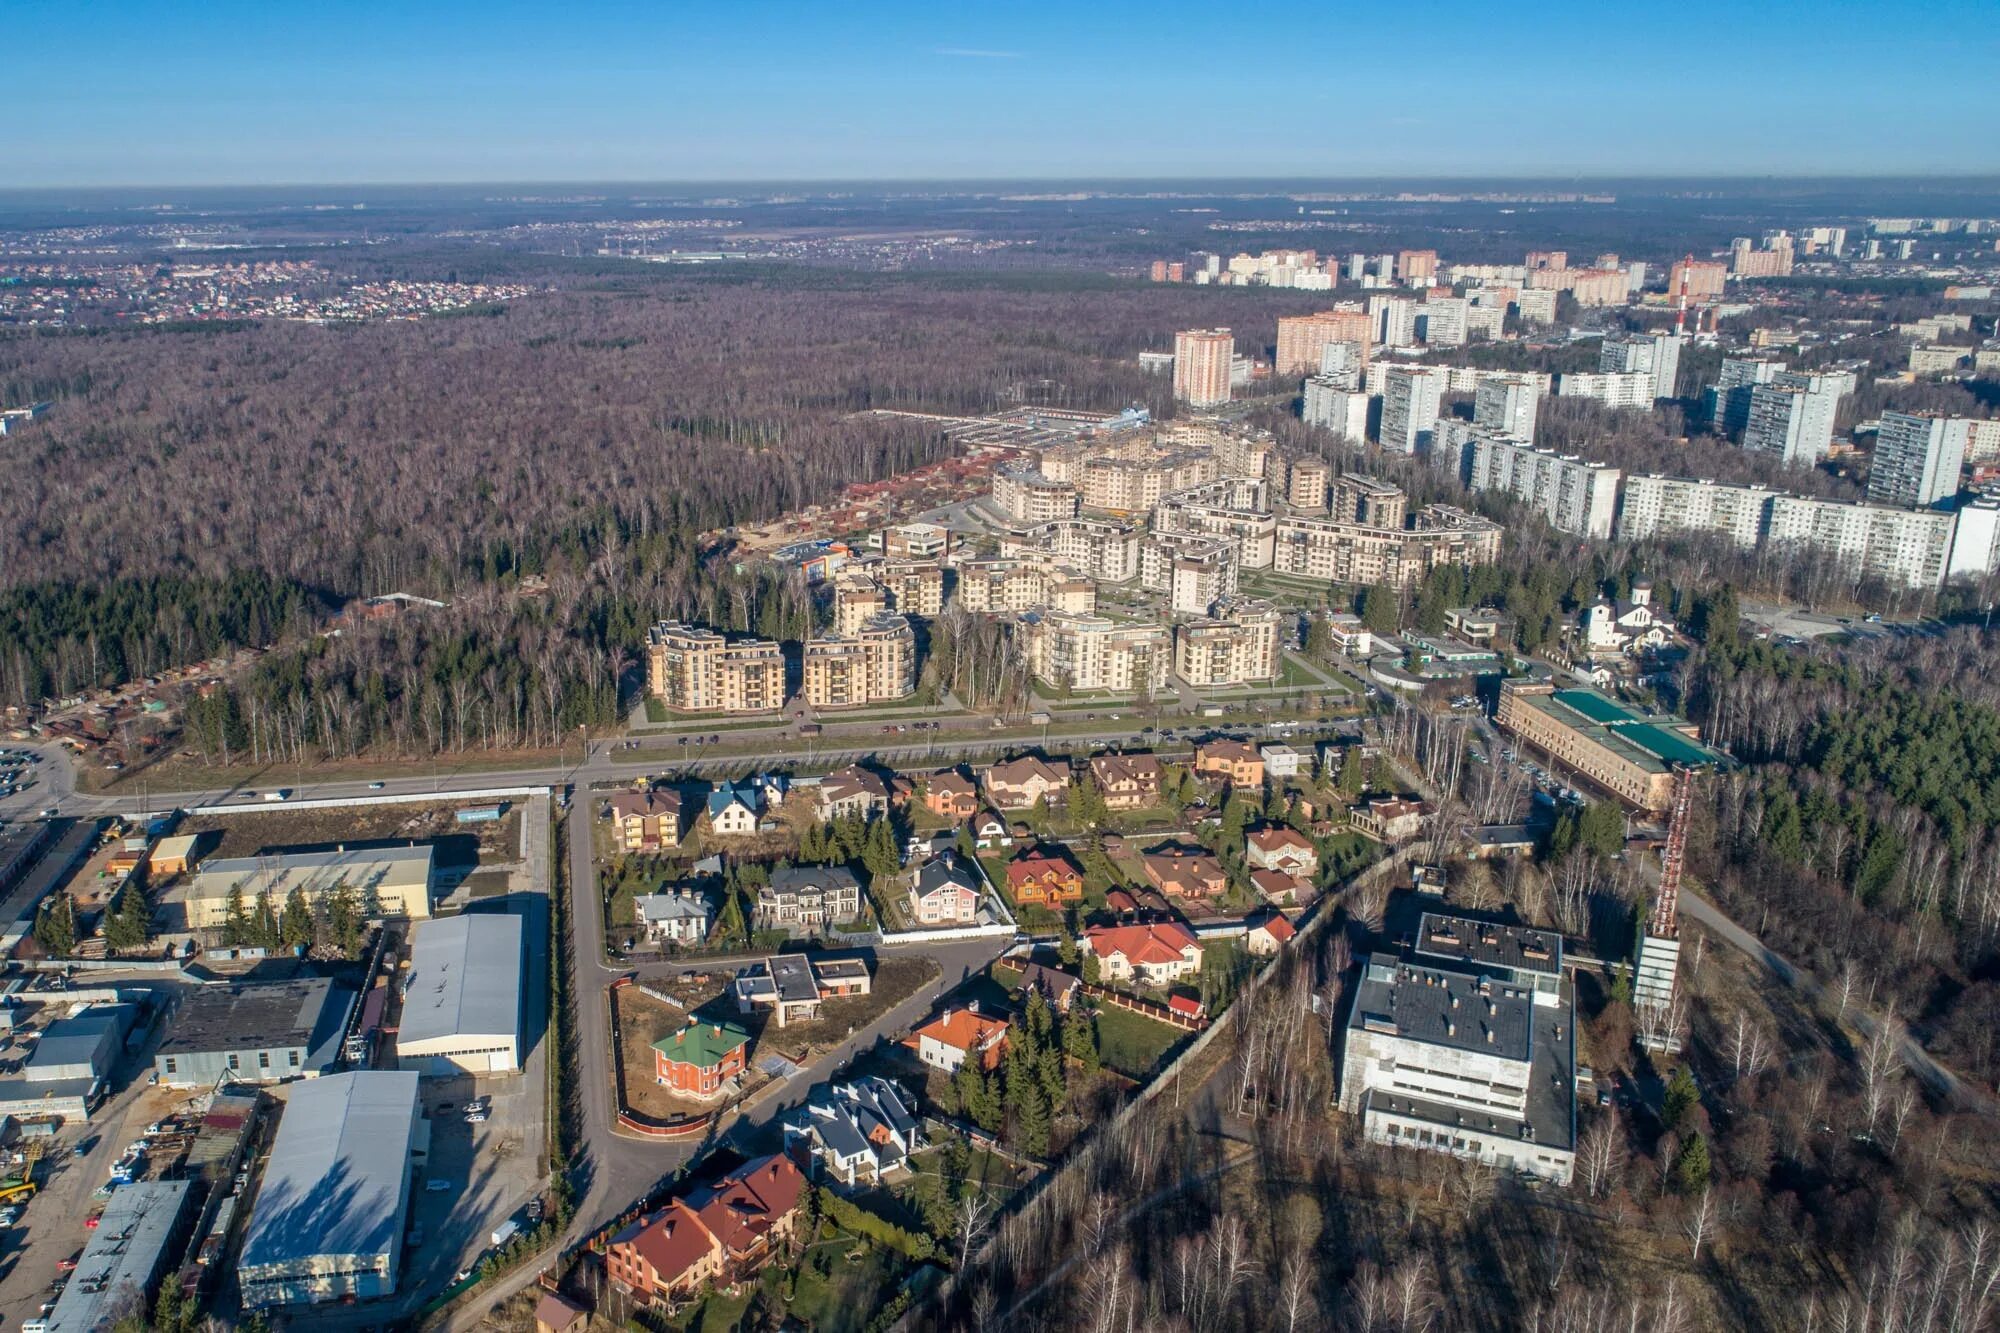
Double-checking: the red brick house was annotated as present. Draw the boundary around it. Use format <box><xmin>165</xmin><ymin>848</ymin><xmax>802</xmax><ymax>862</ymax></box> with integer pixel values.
<box><xmin>651</xmin><ymin>1017</ymin><xmax>752</xmax><ymax>1100</ymax></box>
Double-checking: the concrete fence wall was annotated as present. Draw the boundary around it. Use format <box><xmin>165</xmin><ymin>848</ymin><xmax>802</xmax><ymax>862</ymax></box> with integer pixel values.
<box><xmin>167</xmin><ymin>785</ymin><xmax>555</xmax><ymax>817</ymax></box>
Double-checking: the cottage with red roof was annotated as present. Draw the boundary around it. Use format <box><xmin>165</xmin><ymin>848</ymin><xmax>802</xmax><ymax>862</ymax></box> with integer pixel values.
<box><xmin>1085</xmin><ymin>922</ymin><xmax>1203</xmax><ymax>986</ymax></box>
<box><xmin>606</xmin><ymin>1154</ymin><xmax>807</xmax><ymax>1304</ymax></box>
<box><xmin>1005</xmin><ymin>847</ymin><xmax>1084</xmax><ymax>909</ymax></box>
<box><xmin>1246</xmin><ymin>910</ymin><xmax>1297</xmax><ymax>956</ymax></box>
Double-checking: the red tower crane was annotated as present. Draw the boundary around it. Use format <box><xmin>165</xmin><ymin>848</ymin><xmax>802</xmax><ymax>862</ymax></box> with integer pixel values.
<box><xmin>1651</xmin><ymin>765</ymin><xmax>1696</xmax><ymax>939</ymax></box>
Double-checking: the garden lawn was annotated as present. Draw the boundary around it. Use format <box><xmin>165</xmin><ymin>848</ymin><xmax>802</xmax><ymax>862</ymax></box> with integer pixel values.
<box><xmin>1091</xmin><ymin>1001</ymin><xmax>1187</xmax><ymax>1080</ymax></box>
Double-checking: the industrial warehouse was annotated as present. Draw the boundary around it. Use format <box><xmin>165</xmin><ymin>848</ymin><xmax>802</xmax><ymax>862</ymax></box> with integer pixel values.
<box><xmin>238</xmin><ymin>1070</ymin><xmax>428</xmax><ymax>1308</ymax></box>
<box><xmin>154</xmin><ymin>977</ymin><xmax>358</xmax><ymax>1087</ymax></box>
<box><xmin>394</xmin><ymin>912</ymin><xmax>525</xmax><ymax>1076</ymax></box>
<box><xmin>185</xmin><ymin>843</ymin><xmax>435</xmax><ymax>929</ymax></box>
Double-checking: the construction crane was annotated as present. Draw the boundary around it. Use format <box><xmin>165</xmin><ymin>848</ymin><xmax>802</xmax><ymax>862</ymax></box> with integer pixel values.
<box><xmin>1650</xmin><ymin>765</ymin><xmax>1696</xmax><ymax>939</ymax></box>
<box><xmin>1636</xmin><ymin>765</ymin><xmax>1701</xmax><ymax>1050</ymax></box>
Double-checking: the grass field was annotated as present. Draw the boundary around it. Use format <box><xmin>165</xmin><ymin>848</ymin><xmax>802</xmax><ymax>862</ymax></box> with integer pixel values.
<box><xmin>1091</xmin><ymin>1001</ymin><xmax>1187</xmax><ymax>1080</ymax></box>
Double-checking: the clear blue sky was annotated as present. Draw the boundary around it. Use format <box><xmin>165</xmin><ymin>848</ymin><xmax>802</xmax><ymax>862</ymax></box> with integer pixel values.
<box><xmin>13</xmin><ymin>0</ymin><xmax>1997</xmax><ymax>186</ymax></box>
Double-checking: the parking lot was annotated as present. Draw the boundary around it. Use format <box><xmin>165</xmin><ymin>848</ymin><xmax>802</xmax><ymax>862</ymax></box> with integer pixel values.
<box><xmin>400</xmin><ymin>1067</ymin><xmax>549</xmax><ymax>1298</ymax></box>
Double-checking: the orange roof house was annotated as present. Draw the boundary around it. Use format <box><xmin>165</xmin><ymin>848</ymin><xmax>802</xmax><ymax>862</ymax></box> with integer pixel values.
<box><xmin>923</xmin><ymin>769</ymin><xmax>980</xmax><ymax>820</ymax></box>
<box><xmin>905</xmin><ymin>1005</ymin><xmax>1010</xmax><ymax>1073</ymax></box>
<box><xmin>1085</xmin><ymin>922</ymin><xmax>1203</xmax><ymax>986</ymax></box>
<box><xmin>604</xmin><ymin>1154</ymin><xmax>808</xmax><ymax>1304</ymax></box>
<box><xmin>1005</xmin><ymin>847</ymin><xmax>1085</xmax><ymax>909</ymax></box>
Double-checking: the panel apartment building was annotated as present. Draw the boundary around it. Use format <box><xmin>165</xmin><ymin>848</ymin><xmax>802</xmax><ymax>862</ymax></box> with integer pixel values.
<box><xmin>1458</xmin><ymin>428</ymin><xmax>1622</xmax><ymax>539</ymax></box>
<box><xmin>1173</xmin><ymin>328</ymin><xmax>1235</xmax><ymax>406</ymax></box>
<box><xmin>647</xmin><ymin>622</ymin><xmax>787</xmax><ymax>714</ymax></box>
<box><xmin>1275</xmin><ymin>308</ymin><xmax>1373</xmax><ymax>376</ymax></box>
<box><xmin>1869</xmin><ymin>410</ymin><xmax>1968</xmax><ymax>508</ymax></box>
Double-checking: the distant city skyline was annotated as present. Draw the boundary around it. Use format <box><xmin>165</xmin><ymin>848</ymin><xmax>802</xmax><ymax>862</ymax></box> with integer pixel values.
<box><xmin>14</xmin><ymin>0</ymin><xmax>2000</xmax><ymax>187</ymax></box>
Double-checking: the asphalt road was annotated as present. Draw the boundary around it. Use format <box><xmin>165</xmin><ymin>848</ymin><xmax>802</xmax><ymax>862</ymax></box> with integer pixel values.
<box><xmin>1681</xmin><ymin>888</ymin><xmax>1997</xmax><ymax>1118</ymax></box>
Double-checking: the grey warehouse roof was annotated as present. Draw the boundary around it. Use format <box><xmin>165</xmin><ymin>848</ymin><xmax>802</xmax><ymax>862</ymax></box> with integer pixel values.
<box><xmin>242</xmin><ymin>1070</ymin><xmax>419</xmax><ymax>1273</ymax></box>
<box><xmin>160</xmin><ymin>977</ymin><xmax>356</xmax><ymax>1068</ymax></box>
<box><xmin>44</xmin><ymin>1179</ymin><xmax>193</xmax><ymax>1333</ymax></box>
<box><xmin>397</xmin><ymin>912</ymin><xmax>523</xmax><ymax>1047</ymax></box>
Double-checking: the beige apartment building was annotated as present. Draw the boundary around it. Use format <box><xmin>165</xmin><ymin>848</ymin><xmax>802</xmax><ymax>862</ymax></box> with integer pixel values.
<box><xmin>802</xmin><ymin>614</ymin><xmax>916</xmax><ymax>709</ymax></box>
<box><xmin>1285</xmin><ymin>457</ymin><xmax>1331</xmax><ymax>511</ymax></box>
<box><xmin>992</xmin><ymin>463</ymin><xmax>1077</xmax><ymax>525</ymax></box>
<box><xmin>1020</xmin><ymin>610</ymin><xmax>1172</xmax><ymax>695</ymax></box>
<box><xmin>1173</xmin><ymin>328</ymin><xmax>1235</xmax><ymax>406</ymax></box>
<box><xmin>1275</xmin><ymin>308</ymin><xmax>1373</xmax><ymax>377</ymax></box>
<box><xmin>646</xmin><ymin>621</ymin><xmax>787</xmax><ymax>714</ymax></box>
<box><xmin>1272</xmin><ymin>506</ymin><xmax>1502</xmax><ymax>590</ymax></box>
<box><xmin>832</xmin><ymin>576</ymin><xmax>889</xmax><ymax>637</ymax></box>
<box><xmin>1173</xmin><ymin>596</ymin><xmax>1282</xmax><ymax>686</ymax></box>
<box><xmin>1079</xmin><ymin>450</ymin><xmax>1218</xmax><ymax>514</ymax></box>
<box><xmin>955</xmin><ymin>559</ymin><xmax>1095</xmax><ymax>615</ymax></box>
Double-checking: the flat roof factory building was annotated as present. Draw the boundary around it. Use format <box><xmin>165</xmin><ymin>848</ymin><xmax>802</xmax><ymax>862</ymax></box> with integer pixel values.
<box><xmin>394</xmin><ymin>912</ymin><xmax>524</xmax><ymax>1076</ymax></box>
<box><xmin>155</xmin><ymin>977</ymin><xmax>358</xmax><ymax>1087</ymax></box>
<box><xmin>239</xmin><ymin>1070</ymin><xmax>428</xmax><ymax>1309</ymax></box>
<box><xmin>42</xmin><ymin>1179</ymin><xmax>195</xmax><ymax>1333</ymax></box>
<box><xmin>185</xmin><ymin>844</ymin><xmax>435</xmax><ymax>930</ymax></box>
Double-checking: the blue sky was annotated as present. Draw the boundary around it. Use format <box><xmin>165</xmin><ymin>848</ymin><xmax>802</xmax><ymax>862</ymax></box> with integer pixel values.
<box><xmin>13</xmin><ymin>0</ymin><xmax>1998</xmax><ymax>186</ymax></box>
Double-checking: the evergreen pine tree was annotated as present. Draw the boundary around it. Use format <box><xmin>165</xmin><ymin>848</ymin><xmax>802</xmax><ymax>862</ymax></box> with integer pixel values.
<box><xmin>1063</xmin><ymin>1006</ymin><xmax>1101</xmax><ymax>1078</ymax></box>
<box><xmin>280</xmin><ymin>888</ymin><xmax>314</xmax><ymax>950</ymax></box>
<box><xmin>223</xmin><ymin>884</ymin><xmax>250</xmax><ymax>947</ymax></box>
<box><xmin>253</xmin><ymin>889</ymin><xmax>281</xmax><ymax>948</ymax></box>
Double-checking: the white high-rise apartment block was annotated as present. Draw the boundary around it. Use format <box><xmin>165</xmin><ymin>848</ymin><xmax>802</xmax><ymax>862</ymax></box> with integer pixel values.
<box><xmin>1598</xmin><ymin>331</ymin><xmax>1684</xmax><ymax>402</ymax></box>
<box><xmin>1465</xmin><ymin>430</ymin><xmax>1621</xmax><ymax>539</ymax></box>
<box><xmin>1742</xmin><ymin>384</ymin><xmax>1831</xmax><ymax>466</ymax></box>
<box><xmin>1318</xmin><ymin>339</ymin><xmax>1364</xmax><ymax>388</ymax></box>
<box><xmin>1173</xmin><ymin>328</ymin><xmax>1234</xmax><ymax>407</ymax></box>
<box><xmin>1418</xmin><ymin>298</ymin><xmax>1468</xmax><ymax>347</ymax></box>
<box><xmin>1380</xmin><ymin>366</ymin><xmax>1445</xmax><ymax>455</ymax></box>
<box><xmin>1708</xmin><ymin>356</ymin><xmax>1785</xmax><ymax>437</ymax></box>
<box><xmin>1369</xmin><ymin>295</ymin><xmax>1418</xmax><ymax>348</ymax></box>
<box><xmin>1303</xmin><ymin>379</ymin><xmax>1370</xmax><ymax>445</ymax></box>
<box><xmin>1614</xmin><ymin>476</ymin><xmax>1775</xmax><ymax>550</ymax></box>
<box><xmin>1947</xmin><ymin>492</ymin><xmax>2000</xmax><ymax>581</ymax></box>
<box><xmin>1765</xmin><ymin>496</ymin><xmax>1956</xmax><ymax>590</ymax></box>
<box><xmin>1870</xmin><ymin>410</ymin><xmax>1968</xmax><ymax>507</ymax></box>
<box><xmin>1474</xmin><ymin>374</ymin><xmax>1539</xmax><ymax>443</ymax></box>
<box><xmin>1554</xmin><ymin>371</ymin><xmax>1654</xmax><ymax>411</ymax></box>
